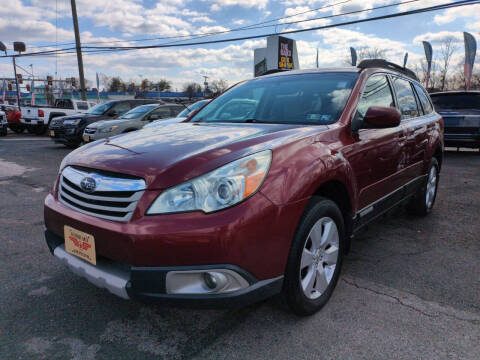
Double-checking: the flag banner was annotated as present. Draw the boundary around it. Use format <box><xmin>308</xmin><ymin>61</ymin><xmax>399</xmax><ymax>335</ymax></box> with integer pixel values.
<box><xmin>464</xmin><ymin>32</ymin><xmax>477</xmax><ymax>90</ymax></box>
<box><xmin>1</xmin><ymin>79</ymin><xmax>6</xmax><ymax>102</ymax></box>
<box><xmin>96</xmin><ymin>72</ymin><xmax>100</xmax><ymax>101</ymax></box>
<box><xmin>423</xmin><ymin>41</ymin><xmax>433</xmax><ymax>89</ymax></box>
<box><xmin>403</xmin><ymin>52</ymin><xmax>408</xmax><ymax>68</ymax></box>
<box><xmin>350</xmin><ymin>47</ymin><xmax>357</xmax><ymax>66</ymax></box>
<box><xmin>316</xmin><ymin>48</ymin><xmax>319</xmax><ymax>68</ymax></box>
<box><xmin>59</xmin><ymin>80</ymin><xmax>63</xmax><ymax>98</ymax></box>
<box><xmin>31</xmin><ymin>79</ymin><xmax>35</xmax><ymax>105</ymax></box>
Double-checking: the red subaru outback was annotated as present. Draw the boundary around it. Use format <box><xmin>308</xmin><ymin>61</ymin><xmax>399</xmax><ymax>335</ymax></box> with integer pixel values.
<box><xmin>44</xmin><ymin>60</ymin><xmax>443</xmax><ymax>315</ymax></box>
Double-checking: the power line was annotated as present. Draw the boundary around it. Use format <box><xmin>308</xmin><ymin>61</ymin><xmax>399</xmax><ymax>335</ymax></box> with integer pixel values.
<box><xmin>85</xmin><ymin>0</ymin><xmax>480</xmax><ymax>51</ymax></box>
<box><xmin>33</xmin><ymin>0</ymin><xmax>354</xmax><ymax>48</ymax></box>
<box><xmin>4</xmin><ymin>0</ymin><xmax>478</xmax><ymax>58</ymax></box>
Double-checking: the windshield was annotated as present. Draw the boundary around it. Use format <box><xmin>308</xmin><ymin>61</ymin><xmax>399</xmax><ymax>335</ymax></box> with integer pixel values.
<box><xmin>191</xmin><ymin>72</ymin><xmax>358</xmax><ymax>125</ymax></box>
<box><xmin>431</xmin><ymin>93</ymin><xmax>480</xmax><ymax>111</ymax></box>
<box><xmin>86</xmin><ymin>101</ymin><xmax>113</xmax><ymax>115</ymax></box>
<box><xmin>120</xmin><ymin>104</ymin><xmax>158</xmax><ymax>119</ymax></box>
<box><xmin>177</xmin><ymin>100</ymin><xmax>208</xmax><ymax>117</ymax></box>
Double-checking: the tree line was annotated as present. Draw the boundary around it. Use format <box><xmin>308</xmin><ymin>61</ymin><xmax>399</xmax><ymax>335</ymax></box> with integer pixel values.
<box><xmin>345</xmin><ymin>41</ymin><xmax>480</xmax><ymax>91</ymax></box>
<box><xmin>99</xmin><ymin>75</ymin><xmax>229</xmax><ymax>97</ymax></box>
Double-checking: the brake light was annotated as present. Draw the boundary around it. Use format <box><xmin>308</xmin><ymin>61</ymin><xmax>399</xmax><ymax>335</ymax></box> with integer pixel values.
<box><xmin>38</xmin><ymin>109</ymin><xmax>44</xmax><ymax>117</ymax></box>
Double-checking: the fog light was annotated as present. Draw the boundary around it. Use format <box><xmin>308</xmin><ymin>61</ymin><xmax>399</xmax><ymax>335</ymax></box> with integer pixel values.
<box><xmin>203</xmin><ymin>271</ymin><xmax>227</xmax><ymax>290</ymax></box>
<box><xmin>166</xmin><ymin>269</ymin><xmax>249</xmax><ymax>295</ymax></box>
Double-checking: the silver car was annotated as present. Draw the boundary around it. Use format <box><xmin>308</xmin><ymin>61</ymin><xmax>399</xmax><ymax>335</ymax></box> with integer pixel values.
<box><xmin>83</xmin><ymin>103</ymin><xmax>184</xmax><ymax>142</ymax></box>
<box><xmin>143</xmin><ymin>100</ymin><xmax>209</xmax><ymax>129</ymax></box>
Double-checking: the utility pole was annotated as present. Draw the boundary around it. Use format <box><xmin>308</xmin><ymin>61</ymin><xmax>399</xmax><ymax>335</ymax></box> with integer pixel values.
<box><xmin>12</xmin><ymin>57</ymin><xmax>21</xmax><ymax>110</ymax></box>
<box><xmin>70</xmin><ymin>0</ymin><xmax>86</xmax><ymax>100</ymax></box>
<box><xmin>202</xmin><ymin>75</ymin><xmax>209</xmax><ymax>97</ymax></box>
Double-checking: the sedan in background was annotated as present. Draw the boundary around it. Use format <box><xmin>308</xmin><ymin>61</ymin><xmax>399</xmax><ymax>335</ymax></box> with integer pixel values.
<box><xmin>143</xmin><ymin>99</ymin><xmax>209</xmax><ymax>129</ymax></box>
<box><xmin>83</xmin><ymin>103</ymin><xmax>184</xmax><ymax>142</ymax></box>
<box><xmin>430</xmin><ymin>91</ymin><xmax>480</xmax><ymax>149</ymax></box>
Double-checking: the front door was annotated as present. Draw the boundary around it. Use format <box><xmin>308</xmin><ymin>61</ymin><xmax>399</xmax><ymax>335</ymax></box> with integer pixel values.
<box><xmin>341</xmin><ymin>74</ymin><xmax>406</xmax><ymax>211</ymax></box>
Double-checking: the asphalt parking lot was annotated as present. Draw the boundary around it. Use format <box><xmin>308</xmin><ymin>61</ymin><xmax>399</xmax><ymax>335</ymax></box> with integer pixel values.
<box><xmin>0</xmin><ymin>133</ymin><xmax>479</xmax><ymax>360</ymax></box>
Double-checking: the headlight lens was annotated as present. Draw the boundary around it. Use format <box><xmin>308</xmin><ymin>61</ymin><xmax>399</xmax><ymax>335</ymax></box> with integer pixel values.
<box><xmin>147</xmin><ymin>150</ymin><xmax>272</xmax><ymax>214</ymax></box>
<box><xmin>63</xmin><ymin>119</ymin><xmax>81</xmax><ymax>125</ymax></box>
<box><xmin>99</xmin><ymin>125</ymin><xmax>118</xmax><ymax>133</ymax></box>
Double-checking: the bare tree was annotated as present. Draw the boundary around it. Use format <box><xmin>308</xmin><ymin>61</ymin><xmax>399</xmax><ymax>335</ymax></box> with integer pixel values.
<box><xmin>183</xmin><ymin>82</ymin><xmax>202</xmax><ymax>99</ymax></box>
<box><xmin>155</xmin><ymin>79</ymin><xmax>172</xmax><ymax>92</ymax></box>
<box><xmin>438</xmin><ymin>37</ymin><xmax>457</xmax><ymax>91</ymax></box>
<box><xmin>343</xmin><ymin>47</ymin><xmax>387</xmax><ymax>65</ymax></box>
<box><xmin>209</xmin><ymin>79</ymin><xmax>229</xmax><ymax>96</ymax></box>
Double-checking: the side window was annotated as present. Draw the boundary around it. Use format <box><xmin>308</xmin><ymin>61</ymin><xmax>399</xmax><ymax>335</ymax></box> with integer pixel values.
<box><xmin>413</xmin><ymin>83</ymin><xmax>433</xmax><ymax>114</ymax></box>
<box><xmin>76</xmin><ymin>101</ymin><xmax>88</xmax><ymax>110</ymax></box>
<box><xmin>64</xmin><ymin>100</ymin><xmax>74</xmax><ymax>109</ymax></box>
<box><xmin>356</xmin><ymin>75</ymin><xmax>395</xmax><ymax>119</ymax></box>
<box><xmin>169</xmin><ymin>106</ymin><xmax>183</xmax><ymax>117</ymax></box>
<box><xmin>111</xmin><ymin>102</ymin><xmax>131</xmax><ymax>116</ymax></box>
<box><xmin>150</xmin><ymin>107</ymin><xmax>172</xmax><ymax>119</ymax></box>
<box><xmin>392</xmin><ymin>77</ymin><xmax>420</xmax><ymax>119</ymax></box>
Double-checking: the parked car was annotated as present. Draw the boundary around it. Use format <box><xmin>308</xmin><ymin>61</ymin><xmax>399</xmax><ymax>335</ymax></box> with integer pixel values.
<box><xmin>44</xmin><ymin>60</ymin><xmax>443</xmax><ymax>315</ymax></box>
<box><xmin>0</xmin><ymin>110</ymin><xmax>7</xmax><ymax>136</ymax></box>
<box><xmin>0</xmin><ymin>105</ymin><xmax>24</xmax><ymax>134</ymax></box>
<box><xmin>49</xmin><ymin>99</ymin><xmax>163</xmax><ymax>147</ymax></box>
<box><xmin>83</xmin><ymin>103</ymin><xmax>184</xmax><ymax>142</ymax></box>
<box><xmin>143</xmin><ymin>99</ymin><xmax>209</xmax><ymax>129</ymax></box>
<box><xmin>22</xmin><ymin>99</ymin><xmax>97</xmax><ymax>135</ymax></box>
<box><xmin>430</xmin><ymin>91</ymin><xmax>480</xmax><ymax>149</ymax></box>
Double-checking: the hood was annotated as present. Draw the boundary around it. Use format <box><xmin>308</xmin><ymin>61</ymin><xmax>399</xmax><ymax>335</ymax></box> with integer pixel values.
<box><xmin>143</xmin><ymin>117</ymin><xmax>185</xmax><ymax>128</ymax></box>
<box><xmin>87</xmin><ymin>119</ymin><xmax>128</xmax><ymax>129</ymax></box>
<box><xmin>65</xmin><ymin>122</ymin><xmax>326</xmax><ymax>189</ymax></box>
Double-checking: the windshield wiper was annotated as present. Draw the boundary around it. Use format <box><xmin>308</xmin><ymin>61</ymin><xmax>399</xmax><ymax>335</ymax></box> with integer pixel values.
<box><xmin>243</xmin><ymin>118</ymin><xmax>271</xmax><ymax>124</ymax></box>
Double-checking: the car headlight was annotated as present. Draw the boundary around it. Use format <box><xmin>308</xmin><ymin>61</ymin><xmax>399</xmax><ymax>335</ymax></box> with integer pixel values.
<box><xmin>99</xmin><ymin>125</ymin><xmax>118</xmax><ymax>133</ymax></box>
<box><xmin>147</xmin><ymin>150</ymin><xmax>272</xmax><ymax>214</ymax></box>
<box><xmin>63</xmin><ymin>119</ymin><xmax>82</xmax><ymax>125</ymax></box>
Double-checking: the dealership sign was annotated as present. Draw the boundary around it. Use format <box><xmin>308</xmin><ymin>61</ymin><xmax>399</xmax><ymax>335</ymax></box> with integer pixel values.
<box><xmin>254</xmin><ymin>35</ymin><xmax>299</xmax><ymax>77</ymax></box>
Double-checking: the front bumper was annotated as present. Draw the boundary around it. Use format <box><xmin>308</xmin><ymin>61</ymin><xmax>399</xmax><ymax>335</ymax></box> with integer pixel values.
<box><xmin>444</xmin><ymin>132</ymin><xmax>480</xmax><ymax>148</ymax></box>
<box><xmin>45</xmin><ymin>230</ymin><xmax>283</xmax><ymax>307</ymax></box>
<box><xmin>49</xmin><ymin>126</ymin><xmax>83</xmax><ymax>144</ymax></box>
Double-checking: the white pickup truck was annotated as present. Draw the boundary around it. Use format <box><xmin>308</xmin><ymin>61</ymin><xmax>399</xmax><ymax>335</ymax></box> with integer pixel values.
<box><xmin>22</xmin><ymin>99</ymin><xmax>97</xmax><ymax>135</ymax></box>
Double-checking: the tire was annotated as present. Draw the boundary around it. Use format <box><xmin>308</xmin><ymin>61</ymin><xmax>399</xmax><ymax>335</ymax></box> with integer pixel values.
<box><xmin>34</xmin><ymin>125</ymin><xmax>47</xmax><ymax>135</ymax></box>
<box><xmin>0</xmin><ymin>127</ymin><xmax>7</xmax><ymax>136</ymax></box>
<box><xmin>282</xmin><ymin>197</ymin><xmax>345</xmax><ymax>316</ymax></box>
<box><xmin>8</xmin><ymin>124</ymin><xmax>25</xmax><ymax>134</ymax></box>
<box><xmin>407</xmin><ymin>158</ymin><xmax>439</xmax><ymax>216</ymax></box>
<box><xmin>26</xmin><ymin>125</ymin><xmax>36</xmax><ymax>134</ymax></box>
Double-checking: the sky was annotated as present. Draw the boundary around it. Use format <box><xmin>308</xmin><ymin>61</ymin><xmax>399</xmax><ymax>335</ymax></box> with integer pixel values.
<box><xmin>0</xmin><ymin>0</ymin><xmax>479</xmax><ymax>90</ymax></box>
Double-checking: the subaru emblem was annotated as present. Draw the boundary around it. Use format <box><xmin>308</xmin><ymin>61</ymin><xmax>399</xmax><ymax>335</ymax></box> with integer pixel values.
<box><xmin>80</xmin><ymin>177</ymin><xmax>96</xmax><ymax>193</ymax></box>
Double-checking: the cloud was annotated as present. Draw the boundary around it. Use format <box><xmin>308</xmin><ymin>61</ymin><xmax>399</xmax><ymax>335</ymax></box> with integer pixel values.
<box><xmin>207</xmin><ymin>0</ymin><xmax>269</xmax><ymax>10</ymax></box>
<box><xmin>433</xmin><ymin>3</ymin><xmax>480</xmax><ymax>24</ymax></box>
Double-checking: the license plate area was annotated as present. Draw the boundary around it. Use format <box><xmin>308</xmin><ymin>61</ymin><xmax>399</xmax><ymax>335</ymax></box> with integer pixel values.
<box><xmin>83</xmin><ymin>135</ymin><xmax>90</xmax><ymax>142</ymax></box>
<box><xmin>50</xmin><ymin>130</ymin><xmax>55</xmax><ymax>137</ymax></box>
<box><xmin>64</xmin><ymin>225</ymin><xmax>96</xmax><ymax>265</ymax></box>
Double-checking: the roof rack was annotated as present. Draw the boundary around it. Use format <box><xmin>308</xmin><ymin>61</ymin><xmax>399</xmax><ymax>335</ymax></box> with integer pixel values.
<box><xmin>358</xmin><ymin>59</ymin><xmax>418</xmax><ymax>81</ymax></box>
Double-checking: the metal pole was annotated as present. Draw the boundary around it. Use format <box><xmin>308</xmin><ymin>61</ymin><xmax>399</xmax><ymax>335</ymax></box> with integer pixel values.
<box><xmin>12</xmin><ymin>56</ymin><xmax>21</xmax><ymax>111</ymax></box>
<box><xmin>70</xmin><ymin>0</ymin><xmax>86</xmax><ymax>100</ymax></box>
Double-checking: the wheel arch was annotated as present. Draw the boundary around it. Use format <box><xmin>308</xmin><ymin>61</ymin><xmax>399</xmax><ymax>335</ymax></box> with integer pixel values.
<box><xmin>122</xmin><ymin>128</ymin><xmax>138</xmax><ymax>133</ymax></box>
<box><xmin>312</xmin><ymin>179</ymin><xmax>354</xmax><ymax>252</ymax></box>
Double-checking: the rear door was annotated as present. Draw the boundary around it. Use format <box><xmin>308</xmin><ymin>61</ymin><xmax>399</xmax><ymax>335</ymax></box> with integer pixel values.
<box><xmin>342</xmin><ymin>73</ymin><xmax>406</xmax><ymax>210</ymax></box>
<box><xmin>392</xmin><ymin>77</ymin><xmax>429</xmax><ymax>182</ymax></box>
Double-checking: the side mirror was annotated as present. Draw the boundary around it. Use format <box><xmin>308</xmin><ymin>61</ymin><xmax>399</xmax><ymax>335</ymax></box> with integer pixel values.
<box><xmin>107</xmin><ymin>110</ymin><xmax>117</xmax><ymax>117</ymax></box>
<box><xmin>363</xmin><ymin>106</ymin><xmax>401</xmax><ymax>129</ymax></box>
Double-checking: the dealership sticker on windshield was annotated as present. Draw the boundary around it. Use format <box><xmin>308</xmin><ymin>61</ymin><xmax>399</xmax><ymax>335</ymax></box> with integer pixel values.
<box><xmin>64</xmin><ymin>225</ymin><xmax>96</xmax><ymax>265</ymax></box>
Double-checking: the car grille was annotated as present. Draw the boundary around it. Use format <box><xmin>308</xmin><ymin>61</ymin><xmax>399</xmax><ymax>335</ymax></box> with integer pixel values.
<box><xmin>59</xmin><ymin>166</ymin><xmax>146</xmax><ymax>222</ymax></box>
<box><xmin>84</xmin><ymin>127</ymin><xmax>97</xmax><ymax>134</ymax></box>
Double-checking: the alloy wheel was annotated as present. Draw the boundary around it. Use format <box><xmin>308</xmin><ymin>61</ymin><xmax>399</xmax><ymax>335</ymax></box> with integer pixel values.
<box><xmin>299</xmin><ymin>217</ymin><xmax>339</xmax><ymax>300</ymax></box>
